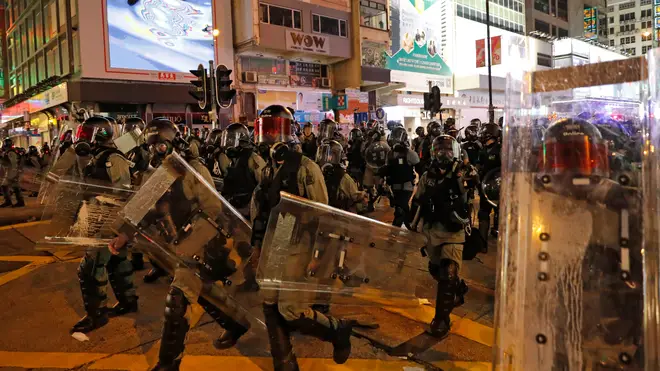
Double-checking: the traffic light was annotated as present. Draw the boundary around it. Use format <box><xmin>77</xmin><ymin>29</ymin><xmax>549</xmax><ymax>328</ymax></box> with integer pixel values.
<box><xmin>423</xmin><ymin>86</ymin><xmax>442</xmax><ymax>115</ymax></box>
<box><xmin>189</xmin><ymin>64</ymin><xmax>208</xmax><ymax>110</ymax></box>
<box><xmin>215</xmin><ymin>64</ymin><xmax>236</xmax><ymax>109</ymax></box>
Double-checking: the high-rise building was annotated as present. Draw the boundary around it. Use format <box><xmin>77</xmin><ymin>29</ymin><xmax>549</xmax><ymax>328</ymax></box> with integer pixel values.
<box><xmin>455</xmin><ymin>0</ymin><xmax>525</xmax><ymax>34</ymax></box>
<box><xmin>526</xmin><ymin>0</ymin><xmax>608</xmax><ymax>43</ymax></box>
<box><xmin>606</xmin><ymin>0</ymin><xmax>655</xmax><ymax>57</ymax></box>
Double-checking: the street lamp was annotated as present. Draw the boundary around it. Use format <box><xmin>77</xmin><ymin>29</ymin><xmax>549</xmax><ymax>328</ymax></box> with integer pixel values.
<box><xmin>485</xmin><ymin>0</ymin><xmax>495</xmax><ymax>124</ymax></box>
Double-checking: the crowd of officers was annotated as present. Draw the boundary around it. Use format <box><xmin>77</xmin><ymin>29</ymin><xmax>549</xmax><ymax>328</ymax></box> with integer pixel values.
<box><xmin>0</xmin><ymin>139</ymin><xmax>54</xmax><ymax>207</ymax></box>
<box><xmin>17</xmin><ymin>105</ymin><xmax>502</xmax><ymax>371</ymax></box>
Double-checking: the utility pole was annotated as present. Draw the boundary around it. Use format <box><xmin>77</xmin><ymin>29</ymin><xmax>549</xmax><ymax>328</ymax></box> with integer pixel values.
<box><xmin>207</xmin><ymin>60</ymin><xmax>218</xmax><ymax>129</ymax></box>
<box><xmin>485</xmin><ymin>0</ymin><xmax>495</xmax><ymax>124</ymax></box>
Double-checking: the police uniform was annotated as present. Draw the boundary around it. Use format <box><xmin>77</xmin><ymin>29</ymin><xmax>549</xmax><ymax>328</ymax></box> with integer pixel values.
<box><xmin>323</xmin><ymin>163</ymin><xmax>365</xmax><ymax>212</ymax></box>
<box><xmin>301</xmin><ymin>132</ymin><xmax>318</xmax><ymax>159</ymax></box>
<box><xmin>412</xmin><ymin>134</ymin><xmax>425</xmax><ymax>155</ymax></box>
<box><xmin>384</xmin><ymin>147</ymin><xmax>420</xmax><ymax>228</ymax></box>
<box><xmin>48</xmin><ymin>145</ymin><xmax>90</xmax><ymax>179</ymax></box>
<box><xmin>461</xmin><ymin>140</ymin><xmax>482</xmax><ymax>167</ymax></box>
<box><xmin>1</xmin><ymin>145</ymin><xmax>25</xmax><ymax>207</ymax></box>
<box><xmin>223</xmin><ymin>149</ymin><xmax>265</xmax><ymax>217</ymax></box>
<box><xmin>477</xmin><ymin>141</ymin><xmax>501</xmax><ymax>239</ymax></box>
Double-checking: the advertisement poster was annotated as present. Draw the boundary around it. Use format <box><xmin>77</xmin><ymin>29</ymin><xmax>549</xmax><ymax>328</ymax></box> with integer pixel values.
<box><xmin>387</xmin><ymin>0</ymin><xmax>452</xmax><ymax>94</ymax></box>
<box><xmin>491</xmin><ymin>36</ymin><xmax>502</xmax><ymax>65</ymax></box>
<box><xmin>289</xmin><ymin>62</ymin><xmax>322</xmax><ymax>87</ymax></box>
<box><xmin>475</xmin><ymin>39</ymin><xmax>486</xmax><ymax>68</ymax></box>
<box><xmin>106</xmin><ymin>0</ymin><xmax>215</xmax><ymax>73</ymax></box>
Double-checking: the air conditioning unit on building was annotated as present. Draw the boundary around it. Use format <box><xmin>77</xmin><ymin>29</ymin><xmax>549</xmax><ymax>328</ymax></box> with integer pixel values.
<box><xmin>320</xmin><ymin>78</ymin><xmax>331</xmax><ymax>88</ymax></box>
<box><xmin>242</xmin><ymin>71</ymin><xmax>258</xmax><ymax>83</ymax></box>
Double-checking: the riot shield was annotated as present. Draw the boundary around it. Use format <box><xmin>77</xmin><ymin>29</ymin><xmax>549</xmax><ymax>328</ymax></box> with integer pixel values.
<box><xmin>116</xmin><ymin>152</ymin><xmax>262</xmax><ymax>328</ymax></box>
<box><xmin>20</xmin><ymin>167</ymin><xmax>45</xmax><ymax>194</ymax></box>
<box><xmin>481</xmin><ymin>167</ymin><xmax>500</xmax><ymax>207</ymax></box>
<box><xmin>494</xmin><ymin>55</ymin><xmax>652</xmax><ymax>369</ymax></box>
<box><xmin>257</xmin><ymin>192</ymin><xmax>429</xmax><ymax>307</ymax></box>
<box><xmin>37</xmin><ymin>177</ymin><xmax>134</xmax><ymax>248</ymax></box>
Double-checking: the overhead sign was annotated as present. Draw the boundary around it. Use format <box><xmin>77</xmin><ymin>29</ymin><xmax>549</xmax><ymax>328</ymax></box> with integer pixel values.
<box><xmin>476</xmin><ymin>39</ymin><xmax>486</xmax><ymax>68</ymax></box>
<box><xmin>26</xmin><ymin>83</ymin><xmax>69</xmax><ymax>114</ymax></box>
<box><xmin>583</xmin><ymin>7</ymin><xmax>597</xmax><ymax>40</ymax></box>
<box><xmin>321</xmin><ymin>94</ymin><xmax>348</xmax><ymax>110</ymax></box>
<box><xmin>375</xmin><ymin>107</ymin><xmax>385</xmax><ymax>119</ymax></box>
<box><xmin>491</xmin><ymin>36</ymin><xmax>502</xmax><ymax>65</ymax></box>
<box><xmin>396</xmin><ymin>94</ymin><xmax>425</xmax><ymax>106</ymax></box>
<box><xmin>286</xmin><ymin>31</ymin><xmax>330</xmax><ymax>55</ymax></box>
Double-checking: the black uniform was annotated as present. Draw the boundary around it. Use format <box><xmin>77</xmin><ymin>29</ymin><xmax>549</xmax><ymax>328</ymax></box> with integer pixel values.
<box><xmin>477</xmin><ymin>140</ymin><xmax>501</xmax><ymax>240</ymax></box>
<box><xmin>383</xmin><ymin>146</ymin><xmax>419</xmax><ymax>228</ymax></box>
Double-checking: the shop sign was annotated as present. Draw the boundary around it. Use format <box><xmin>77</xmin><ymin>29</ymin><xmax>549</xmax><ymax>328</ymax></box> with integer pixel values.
<box><xmin>396</xmin><ymin>94</ymin><xmax>425</xmax><ymax>106</ymax></box>
<box><xmin>192</xmin><ymin>112</ymin><xmax>213</xmax><ymax>126</ymax></box>
<box><xmin>258</xmin><ymin>75</ymin><xmax>288</xmax><ymax>86</ymax></box>
<box><xmin>27</xmin><ymin>82</ymin><xmax>69</xmax><ymax>114</ymax></box>
<box><xmin>286</xmin><ymin>31</ymin><xmax>330</xmax><ymax>55</ymax></box>
<box><xmin>289</xmin><ymin>62</ymin><xmax>322</xmax><ymax>87</ymax></box>
<box><xmin>152</xmin><ymin>113</ymin><xmax>186</xmax><ymax>124</ymax></box>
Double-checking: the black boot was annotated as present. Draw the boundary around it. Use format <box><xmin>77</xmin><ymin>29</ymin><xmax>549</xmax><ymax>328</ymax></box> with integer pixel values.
<box><xmin>107</xmin><ymin>254</ymin><xmax>139</xmax><ymax>317</ymax></box>
<box><xmin>428</xmin><ymin>260</ymin><xmax>465</xmax><ymax>339</ymax></box>
<box><xmin>11</xmin><ymin>186</ymin><xmax>24</xmax><ymax>207</ymax></box>
<box><xmin>131</xmin><ymin>252</ymin><xmax>145</xmax><ymax>271</ymax></box>
<box><xmin>263</xmin><ymin>303</ymin><xmax>299</xmax><ymax>371</ymax></box>
<box><xmin>0</xmin><ymin>186</ymin><xmax>12</xmax><ymax>207</ymax></box>
<box><xmin>71</xmin><ymin>257</ymin><xmax>109</xmax><ymax>333</ymax></box>
<box><xmin>197</xmin><ymin>296</ymin><xmax>248</xmax><ymax>350</ymax></box>
<box><xmin>144</xmin><ymin>263</ymin><xmax>168</xmax><ymax>283</ymax></box>
<box><xmin>152</xmin><ymin>287</ymin><xmax>189</xmax><ymax>371</ymax></box>
<box><xmin>289</xmin><ymin>311</ymin><xmax>352</xmax><ymax>365</ymax></box>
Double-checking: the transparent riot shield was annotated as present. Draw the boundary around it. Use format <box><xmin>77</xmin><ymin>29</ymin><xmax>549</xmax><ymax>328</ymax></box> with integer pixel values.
<box><xmin>20</xmin><ymin>166</ymin><xmax>46</xmax><ymax>194</ymax></box>
<box><xmin>257</xmin><ymin>192</ymin><xmax>429</xmax><ymax>307</ymax></box>
<box><xmin>116</xmin><ymin>152</ymin><xmax>263</xmax><ymax>329</ymax></box>
<box><xmin>494</xmin><ymin>56</ymin><xmax>652</xmax><ymax>369</ymax></box>
<box><xmin>36</xmin><ymin>177</ymin><xmax>134</xmax><ymax>248</ymax></box>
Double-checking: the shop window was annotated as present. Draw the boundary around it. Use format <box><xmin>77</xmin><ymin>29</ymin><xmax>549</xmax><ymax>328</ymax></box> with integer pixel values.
<box><xmin>240</xmin><ymin>56</ymin><xmax>286</xmax><ymax>76</ymax></box>
<box><xmin>259</xmin><ymin>3</ymin><xmax>302</xmax><ymax>30</ymax></box>
<box><xmin>360</xmin><ymin>1</ymin><xmax>387</xmax><ymax>31</ymax></box>
<box><xmin>313</xmin><ymin>14</ymin><xmax>347</xmax><ymax>37</ymax></box>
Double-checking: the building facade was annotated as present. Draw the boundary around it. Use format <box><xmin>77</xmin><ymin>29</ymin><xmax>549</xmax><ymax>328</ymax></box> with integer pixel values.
<box><xmin>1</xmin><ymin>0</ymin><xmax>234</xmax><ymax>148</ymax></box>
<box><xmin>606</xmin><ymin>0</ymin><xmax>655</xmax><ymax>57</ymax></box>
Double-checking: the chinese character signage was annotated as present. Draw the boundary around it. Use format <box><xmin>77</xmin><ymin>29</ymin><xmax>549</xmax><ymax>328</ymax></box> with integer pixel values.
<box><xmin>289</xmin><ymin>62</ymin><xmax>322</xmax><ymax>87</ymax></box>
<box><xmin>386</xmin><ymin>0</ymin><xmax>453</xmax><ymax>94</ymax></box>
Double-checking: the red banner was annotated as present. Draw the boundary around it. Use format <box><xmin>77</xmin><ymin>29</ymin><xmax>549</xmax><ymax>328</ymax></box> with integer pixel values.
<box><xmin>491</xmin><ymin>36</ymin><xmax>502</xmax><ymax>66</ymax></box>
<box><xmin>476</xmin><ymin>39</ymin><xmax>486</xmax><ymax>68</ymax></box>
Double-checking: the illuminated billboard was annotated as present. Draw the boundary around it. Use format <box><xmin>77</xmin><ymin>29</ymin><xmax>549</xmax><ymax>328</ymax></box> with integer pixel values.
<box><xmin>105</xmin><ymin>0</ymin><xmax>215</xmax><ymax>73</ymax></box>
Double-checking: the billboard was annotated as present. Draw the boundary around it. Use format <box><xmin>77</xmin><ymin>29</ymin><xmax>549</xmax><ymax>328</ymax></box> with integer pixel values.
<box><xmin>77</xmin><ymin>0</ymin><xmax>234</xmax><ymax>83</ymax></box>
<box><xmin>387</xmin><ymin>0</ymin><xmax>453</xmax><ymax>94</ymax></box>
<box><xmin>105</xmin><ymin>0</ymin><xmax>214</xmax><ymax>72</ymax></box>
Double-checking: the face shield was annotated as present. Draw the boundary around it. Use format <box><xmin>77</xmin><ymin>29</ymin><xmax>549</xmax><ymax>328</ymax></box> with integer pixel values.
<box><xmin>255</xmin><ymin>116</ymin><xmax>293</xmax><ymax>145</ymax></box>
<box><xmin>432</xmin><ymin>136</ymin><xmax>461</xmax><ymax>167</ymax></box>
<box><xmin>542</xmin><ymin>134</ymin><xmax>609</xmax><ymax>178</ymax></box>
<box><xmin>315</xmin><ymin>141</ymin><xmax>343</xmax><ymax>166</ymax></box>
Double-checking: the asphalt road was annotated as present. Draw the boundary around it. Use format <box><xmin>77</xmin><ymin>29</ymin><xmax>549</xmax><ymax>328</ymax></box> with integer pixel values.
<box><xmin>0</xmin><ymin>199</ymin><xmax>499</xmax><ymax>371</ymax></box>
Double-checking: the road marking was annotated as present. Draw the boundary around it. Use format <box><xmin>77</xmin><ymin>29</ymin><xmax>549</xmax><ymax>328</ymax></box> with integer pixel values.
<box><xmin>0</xmin><ymin>351</ymin><xmax>491</xmax><ymax>370</ymax></box>
<box><xmin>0</xmin><ymin>219</ymin><xmax>49</xmax><ymax>231</ymax></box>
<box><xmin>383</xmin><ymin>305</ymin><xmax>494</xmax><ymax>347</ymax></box>
<box><xmin>0</xmin><ymin>255</ymin><xmax>55</xmax><ymax>287</ymax></box>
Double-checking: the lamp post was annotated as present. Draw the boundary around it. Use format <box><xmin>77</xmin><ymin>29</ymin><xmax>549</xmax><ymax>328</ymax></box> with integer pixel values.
<box><xmin>485</xmin><ymin>0</ymin><xmax>495</xmax><ymax>124</ymax></box>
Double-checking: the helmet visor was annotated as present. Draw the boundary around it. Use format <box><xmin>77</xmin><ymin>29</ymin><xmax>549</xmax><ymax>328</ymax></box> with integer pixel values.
<box><xmin>542</xmin><ymin>135</ymin><xmax>609</xmax><ymax>177</ymax></box>
<box><xmin>221</xmin><ymin>131</ymin><xmax>242</xmax><ymax>148</ymax></box>
<box><xmin>432</xmin><ymin>137</ymin><xmax>461</xmax><ymax>163</ymax></box>
<box><xmin>255</xmin><ymin>117</ymin><xmax>292</xmax><ymax>144</ymax></box>
<box><xmin>74</xmin><ymin>125</ymin><xmax>97</xmax><ymax>143</ymax></box>
<box><xmin>389</xmin><ymin>128</ymin><xmax>408</xmax><ymax>145</ymax></box>
<box><xmin>316</xmin><ymin>142</ymin><xmax>343</xmax><ymax>166</ymax></box>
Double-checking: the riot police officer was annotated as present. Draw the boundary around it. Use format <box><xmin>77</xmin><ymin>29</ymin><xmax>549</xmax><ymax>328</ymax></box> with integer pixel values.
<box><xmin>418</xmin><ymin>121</ymin><xmax>442</xmax><ymax>174</ymax></box>
<box><xmin>477</xmin><ymin>123</ymin><xmax>502</xmax><ymax>240</ymax></box>
<box><xmin>318</xmin><ymin>118</ymin><xmax>346</xmax><ymax>148</ymax></box>
<box><xmin>443</xmin><ymin>118</ymin><xmax>457</xmax><ymax>138</ymax></box>
<box><xmin>413</xmin><ymin>135</ymin><xmax>469</xmax><ymax>338</ymax></box>
<box><xmin>300</xmin><ymin>122</ymin><xmax>318</xmax><ymax>159</ymax></box>
<box><xmin>203</xmin><ymin>128</ymin><xmax>227</xmax><ymax>178</ymax></box>
<box><xmin>383</xmin><ymin>127</ymin><xmax>419</xmax><ymax>228</ymax></box>
<box><xmin>110</xmin><ymin>118</ymin><xmax>248</xmax><ymax>370</ymax></box>
<box><xmin>346</xmin><ymin>128</ymin><xmax>366</xmax><ymax>187</ymax></box>
<box><xmin>221</xmin><ymin>123</ymin><xmax>265</xmax><ymax>217</ymax></box>
<box><xmin>362</xmin><ymin>124</ymin><xmax>389</xmax><ymax>212</ymax></box>
<box><xmin>461</xmin><ymin>124</ymin><xmax>482</xmax><ymax>166</ymax></box>
<box><xmin>40</xmin><ymin>143</ymin><xmax>53</xmax><ymax>168</ymax></box>
<box><xmin>249</xmin><ymin>105</ymin><xmax>353</xmax><ymax>371</ymax></box>
<box><xmin>26</xmin><ymin>146</ymin><xmax>41</xmax><ymax>169</ymax></box>
<box><xmin>316</xmin><ymin>140</ymin><xmax>365</xmax><ymax>212</ymax></box>
<box><xmin>71</xmin><ymin>116</ymin><xmax>136</xmax><ymax>334</ymax></box>
<box><xmin>412</xmin><ymin>126</ymin><xmax>426</xmax><ymax>154</ymax></box>
<box><xmin>0</xmin><ymin>138</ymin><xmax>25</xmax><ymax>208</ymax></box>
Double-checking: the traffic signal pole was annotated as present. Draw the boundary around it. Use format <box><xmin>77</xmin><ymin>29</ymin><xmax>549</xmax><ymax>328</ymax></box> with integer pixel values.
<box><xmin>208</xmin><ymin>60</ymin><xmax>218</xmax><ymax>129</ymax></box>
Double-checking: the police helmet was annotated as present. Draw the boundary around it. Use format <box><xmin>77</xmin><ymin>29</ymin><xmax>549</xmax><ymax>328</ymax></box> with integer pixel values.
<box><xmin>366</xmin><ymin>119</ymin><xmax>379</xmax><ymax>130</ymax></box>
<box><xmin>348</xmin><ymin>128</ymin><xmax>363</xmax><ymax>144</ymax></box>
<box><xmin>388</xmin><ymin>126</ymin><xmax>409</xmax><ymax>148</ymax></box>
<box><xmin>123</xmin><ymin>117</ymin><xmax>146</xmax><ymax>134</ymax></box>
<box><xmin>28</xmin><ymin>145</ymin><xmax>39</xmax><ymax>156</ymax></box>
<box><xmin>431</xmin><ymin>135</ymin><xmax>461</xmax><ymax>167</ymax></box>
<box><xmin>222</xmin><ymin>123</ymin><xmax>251</xmax><ymax>158</ymax></box>
<box><xmin>480</xmin><ymin>123</ymin><xmax>502</xmax><ymax>144</ymax></box>
<box><xmin>318</xmin><ymin>119</ymin><xmax>339</xmax><ymax>145</ymax></box>
<box><xmin>144</xmin><ymin>118</ymin><xmax>179</xmax><ymax>157</ymax></box>
<box><xmin>76</xmin><ymin>116</ymin><xmax>115</xmax><ymax>145</ymax></box>
<box><xmin>464</xmin><ymin>124</ymin><xmax>479</xmax><ymax>142</ymax></box>
<box><xmin>470</xmin><ymin>118</ymin><xmax>482</xmax><ymax>127</ymax></box>
<box><xmin>365</xmin><ymin>141</ymin><xmax>391</xmax><ymax>170</ymax></box>
<box><xmin>2</xmin><ymin>137</ymin><xmax>13</xmax><ymax>149</ymax></box>
<box><xmin>206</xmin><ymin>128</ymin><xmax>223</xmax><ymax>146</ymax></box>
<box><xmin>541</xmin><ymin>118</ymin><xmax>609</xmax><ymax>178</ymax></box>
<box><xmin>316</xmin><ymin>140</ymin><xmax>343</xmax><ymax>167</ymax></box>
<box><xmin>444</xmin><ymin>118</ymin><xmax>456</xmax><ymax>132</ymax></box>
<box><xmin>415</xmin><ymin>126</ymin><xmax>425</xmax><ymax>137</ymax></box>
<box><xmin>255</xmin><ymin>105</ymin><xmax>294</xmax><ymax>145</ymax></box>
<box><xmin>427</xmin><ymin>121</ymin><xmax>442</xmax><ymax>137</ymax></box>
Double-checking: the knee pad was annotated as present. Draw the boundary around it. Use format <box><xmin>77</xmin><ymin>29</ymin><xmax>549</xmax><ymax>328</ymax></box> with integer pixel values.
<box><xmin>477</xmin><ymin>209</ymin><xmax>491</xmax><ymax>221</ymax></box>
<box><xmin>164</xmin><ymin>286</ymin><xmax>188</xmax><ymax>319</ymax></box>
<box><xmin>429</xmin><ymin>258</ymin><xmax>459</xmax><ymax>282</ymax></box>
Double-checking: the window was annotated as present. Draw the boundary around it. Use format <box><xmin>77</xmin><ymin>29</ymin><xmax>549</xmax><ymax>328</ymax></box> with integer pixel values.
<box><xmin>626</xmin><ymin>37</ymin><xmax>630</xmax><ymax>43</ymax></box>
<box><xmin>631</xmin><ymin>36</ymin><xmax>635</xmax><ymax>43</ymax></box>
<box><xmin>58</xmin><ymin>0</ymin><xmax>67</xmax><ymax>28</ymax></box>
<box><xmin>610</xmin><ymin>27</ymin><xmax>614</xmax><ymax>34</ymax></box>
<box><xmin>48</xmin><ymin>1</ymin><xmax>57</xmax><ymax>39</ymax></box>
<box><xmin>620</xmin><ymin>25</ymin><xmax>625</xmax><ymax>32</ymax></box>
<box><xmin>643</xmin><ymin>33</ymin><xmax>653</xmax><ymax>41</ymax></box>
<box><xmin>643</xmin><ymin>46</ymin><xmax>647</xmax><ymax>54</ymax></box>
<box><xmin>534</xmin><ymin>19</ymin><xmax>550</xmax><ymax>34</ymax></box>
<box><xmin>609</xmin><ymin>16</ymin><xmax>614</xmax><ymax>24</ymax></box>
<box><xmin>631</xmin><ymin>48</ymin><xmax>636</xmax><ymax>55</ymax></box>
<box><xmin>537</xmin><ymin>53</ymin><xmax>552</xmax><ymax>67</ymax></box>
<box><xmin>620</xmin><ymin>37</ymin><xmax>625</xmax><ymax>44</ymax></box>
<box><xmin>312</xmin><ymin>14</ymin><xmax>347</xmax><ymax>37</ymax></box>
<box><xmin>534</xmin><ymin>0</ymin><xmax>549</xmax><ymax>14</ymax></box>
<box><xmin>557</xmin><ymin>0</ymin><xmax>567</xmax><ymax>21</ymax></box>
<box><xmin>558</xmin><ymin>28</ymin><xmax>568</xmax><ymax>37</ymax></box>
<box><xmin>610</xmin><ymin>39</ymin><xmax>615</xmax><ymax>46</ymax></box>
<box><xmin>620</xmin><ymin>14</ymin><xmax>624</xmax><ymax>22</ymax></box>
<box><xmin>259</xmin><ymin>3</ymin><xmax>302</xmax><ymax>30</ymax></box>
<box><xmin>360</xmin><ymin>1</ymin><xmax>387</xmax><ymax>30</ymax></box>
<box><xmin>35</xmin><ymin>11</ymin><xmax>43</xmax><ymax>49</ymax></box>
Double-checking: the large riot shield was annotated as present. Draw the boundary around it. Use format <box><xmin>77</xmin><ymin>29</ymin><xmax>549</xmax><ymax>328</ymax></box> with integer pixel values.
<box><xmin>116</xmin><ymin>152</ymin><xmax>262</xmax><ymax>328</ymax></box>
<box><xmin>19</xmin><ymin>166</ymin><xmax>44</xmax><ymax>194</ymax></box>
<box><xmin>494</xmin><ymin>54</ymin><xmax>654</xmax><ymax>369</ymax></box>
<box><xmin>37</xmin><ymin>177</ymin><xmax>134</xmax><ymax>248</ymax></box>
<box><xmin>257</xmin><ymin>192</ymin><xmax>428</xmax><ymax>307</ymax></box>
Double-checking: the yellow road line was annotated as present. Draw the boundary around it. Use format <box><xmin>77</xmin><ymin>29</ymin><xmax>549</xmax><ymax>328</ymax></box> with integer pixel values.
<box><xmin>0</xmin><ymin>257</ymin><xmax>54</xmax><ymax>287</ymax></box>
<box><xmin>0</xmin><ymin>255</ymin><xmax>56</xmax><ymax>263</ymax></box>
<box><xmin>0</xmin><ymin>351</ymin><xmax>491</xmax><ymax>370</ymax></box>
<box><xmin>383</xmin><ymin>305</ymin><xmax>494</xmax><ymax>347</ymax></box>
<box><xmin>0</xmin><ymin>219</ymin><xmax>49</xmax><ymax>231</ymax></box>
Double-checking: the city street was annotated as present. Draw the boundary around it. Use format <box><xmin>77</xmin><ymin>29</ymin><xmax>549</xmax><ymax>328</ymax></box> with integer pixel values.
<box><xmin>0</xmin><ymin>199</ymin><xmax>498</xmax><ymax>371</ymax></box>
